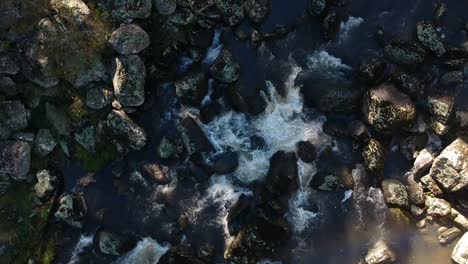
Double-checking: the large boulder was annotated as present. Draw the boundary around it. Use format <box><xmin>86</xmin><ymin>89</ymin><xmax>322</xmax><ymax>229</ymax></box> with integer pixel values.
<box><xmin>50</xmin><ymin>0</ymin><xmax>90</xmax><ymax>24</ymax></box>
<box><xmin>364</xmin><ymin>239</ymin><xmax>396</xmax><ymax>264</ymax></box>
<box><xmin>0</xmin><ymin>100</ymin><xmax>29</xmax><ymax>140</ymax></box>
<box><xmin>381</xmin><ymin>179</ymin><xmax>409</xmax><ymax>208</ymax></box>
<box><xmin>429</xmin><ymin>138</ymin><xmax>468</xmax><ymax>192</ymax></box>
<box><xmin>215</xmin><ymin>0</ymin><xmax>245</xmax><ymax>26</ymax></box>
<box><xmin>0</xmin><ymin>141</ymin><xmax>31</xmax><ymax>180</ymax></box>
<box><xmin>363</xmin><ymin>139</ymin><xmax>386</xmax><ymax>173</ymax></box>
<box><xmin>384</xmin><ymin>38</ymin><xmax>426</xmax><ymax>66</ymax></box>
<box><xmin>266</xmin><ymin>151</ymin><xmax>298</xmax><ymax>195</ymax></box>
<box><xmin>55</xmin><ymin>192</ymin><xmax>87</xmax><ymax>228</ymax></box>
<box><xmin>113</xmin><ymin>55</ymin><xmax>146</xmax><ymax>106</ymax></box>
<box><xmin>362</xmin><ymin>84</ymin><xmax>416</xmax><ymax>132</ymax></box>
<box><xmin>452</xmin><ymin>232</ymin><xmax>468</xmax><ymax>264</ymax></box>
<box><xmin>416</xmin><ymin>21</ymin><xmax>446</xmax><ymax>57</ymax></box>
<box><xmin>107</xmin><ymin>110</ymin><xmax>148</xmax><ymax>150</ymax></box>
<box><xmin>108</xmin><ymin>24</ymin><xmax>150</xmax><ymax>55</ymax></box>
<box><xmin>227</xmin><ymin>82</ymin><xmax>267</xmax><ymax>115</ymax></box>
<box><xmin>244</xmin><ymin>0</ymin><xmax>270</xmax><ymax>24</ymax></box>
<box><xmin>178</xmin><ymin>116</ymin><xmax>214</xmax><ymax>154</ymax></box>
<box><xmin>210</xmin><ymin>151</ymin><xmax>239</xmax><ymax>174</ymax></box>
<box><xmin>210</xmin><ymin>48</ymin><xmax>240</xmax><ymax>83</ymax></box>
<box><xmin>112</xmin><ymin>0</ymin><xmax>152</xmax><ymax>20</ymax></box>
<box><xmin>175</xmin><ymin>69</ymin><xmax>208</xmax><ymax>107</ymax></box>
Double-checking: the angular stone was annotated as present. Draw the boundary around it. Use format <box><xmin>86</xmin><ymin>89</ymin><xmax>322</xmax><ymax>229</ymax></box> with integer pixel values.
<box><xmin>112</xmin><ymin>0</ymin><xmax>152</xmax><ymax>20</ymax></box>
<box><xmin>438</xmin><ymin>226</ymin><xmax>462</xmax><ymax>244</ymax></box>
<box><xmin>158</xmin><ymin>136</ymin><xmax>183</xmax><ymax>159</ymax></box>
<box><xmin>175</xmin><ymin>69</ymin><xmax>208</xmax><ymax>107</ymax></box>
<box><xmin>0</xmin><ymin>53</ymin><xmax>19</xmax><ymax>75</ymax></box>
<box><xmin>384</xmin><ymin>38</ymin><xmax>426</xmax><ymax>66</ymax></box>
<box><xmin>210</xmin><ymin>48</ymin><xmax>240</xmax><ymax>83</ymax></box>
<box><xmin>86</xmin><ymin>85</ymin><xmax>114</xmax><ymax>109</ymax></box>
<box><xmin>215</xmin><ymin>0</ymin><xmax>244</xmax><ymax>26</ymax></box>
<box><xmin>178</xmin><ymin>116</ymin><xmax>213</xmax><ymax>154</ymax></box>
<box><xmin>0</xmin><ymin>141</ymin><xmax>31</xmax><ymax>180</ymax></box>
<box><xmin>55</xmin><ymin>192</ymin><xmax>87</xmax><ymax>228</ymax></box>
<box><xmin>363</xmin><ymin>139</ymin><xmax>386</xmax><ymax>173</ymax></box>
<box><xmin>33</xmin><ymin>129</ymin><xmax>56</xmax><ymax>157</ymax></box>
<box><xmin>62</xmin><ymin>51</ymin><xmax>107</xmax><ymax>89</ymax></box>
<box><xmin>113</xmin><ymin>55</ymin><xmax>146</xmax><ymax>106</ymax></box>
<box><xmin>420</xmin><ymin>174</ymin><xmax>443</xmax><ymax>196</ymax></box>
<box><xmin>0</xmin><ymin>100</ymin><xmax>29</xmax><ymax>140</ymax></box>
<box><xmin>21</xmin><ymin>40</ymin><xmax>60</xmax><ymax>88</ymax></box>
<box><xmin>416</xmin><ymin>21</ymin><xmax>446</xmax><ymax>57</ymax></box>
<box><xmin>34</xmin><ymin>169</ymin><xmax>58</xmax><ymax>199</ymax></box>
<box><xmin>109</xmin><ymin>24</ymin><xmax>150</xmax><ymax>55</ymax></box>
<box><xmin>452</xmin><ymin>232</ymin><xmax>468</xmax><ymax>264</ymax></box>
<box><xmin>50</xmin><ymin>0</ymin><xmax>90</xmax><ymax>23</ymax></box>
<box><xmin>411</xmin><ymin>149</ymin><xmax>435</xmax><ymax>179</ymax></box>
<box><xmin>74</xmin><ymin>125</ymin><xmax>96</xmax><ymax>152</ymax></box>
<box><xmin>407</xmin><ymin>173</ymin><xmax>425</xmax><ymax>205</ymax></box>
<box><xmin>427</xmin><ymin>93</ymin><xmax>454</xmax><ymax>123</ymax></box>
<box><xmin>244</xmin><ymin>0</ymin><xmax>270</xmax><ymax>24</ymax></box>
<box><xmin>107</xmin><ymin>110</ymin><xmax>147</xmax><ymax>150</ymax></box>
<box><xmin>426</xmin><ymin>197</ymin><xmax>451</xmax><ymax>217</ymax></box>
<box><xmin>154</xmin><ymin>0</ymin><xmax>177</xmax><ymax>15</ymax></box>
<box><xmin>364</xmin><ymin>240</ymin><xmax>396</xmax><ymax>264</ymax></box>
<box><xmin>381</xmin><ymin>179</ymin><xmax>409</xmax><ymax>208</ymax></box>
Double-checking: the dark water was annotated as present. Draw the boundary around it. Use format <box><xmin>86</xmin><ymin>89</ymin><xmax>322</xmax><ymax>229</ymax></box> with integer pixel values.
<box><xmin>59</xmin><ymin>0</ymin><xmax>468</xmax><ymax>263</ymax></box>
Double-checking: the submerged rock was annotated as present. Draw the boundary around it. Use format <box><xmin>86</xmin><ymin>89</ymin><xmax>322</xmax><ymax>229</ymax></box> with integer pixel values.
<box><xmin>0</xmin><ymin>141</ymin><xmax>31</xmax><ymax>180</ymax></box>
<box><xmin>244</xmin><ymin>0</ymin><xmax>270</xmax><ymax>24</ymax></box>
<box><xmin>362</xmin><ymin>84</ymin><xmax>416</xmax><ymax>132</ymax></box>
<box><xmin>210</xmin><ymin>49</ymin><xmax>240</xmax><ymax>83</ymax></box>
<box><xmin>440</xmin><ymin>70</ymin><xmax>463</xmax><ymax>87</ymax></box>
<box><xmin>158</xmin><ymin>136</ymin><xmax>184</xmax><ymax>159</ymax></box>
<box><xmin>112</xmin><ymin>0</ymin><xmax>152</xmax><ymax>20</ymax></box>
<box><xmin>55</xmin><ymin>192</ymin><xmax>87</xmax><ymax>228</ymax></box>
<box><xmin>416</xmin><ymin>21</ymin><xmax>446</xmax><ymax>57</ymax></box>
<box><xmin>175</xmin><ymin>69</ymin><xmax>208</xmax><ymax>107</ymax></box>
<box><xmin>384</xmin><ymin>38</ymin><xmax>426</xmax><ymax>66</ymax></box>
<box><xmin>452</xmin><ymin>232</ymin><xmax>468</xmax><ymax>264</ymax></box>
<box><xmin>381</xmin><ymin>179</ymin><xmax>409</xmax><ymax>208</ymax></box>
<box><xmin>109</xmin><ymin>24</ymin><xmax>150</xmax><ymax>55</ymax></box>
<box><xmin>34</xmin><ymin>169</ymin><xmax>58</xmax><ymax>199</ymax></box>
<box><xmin>107</xmin><ymin>110</ymin><xmax>148</xmax><ymax>150</ymax></box>
<box><xmin>364</xmin><ymin>239</ymin><xmax>396</xmax><ymax>264</ymax></box>
<box><xmin>33</xmin><ymin>129</ymin><xmax>56</xmax><ymax>157</ymax></box>
<box><xmin>438</xmin><ymin>226</ymin><xmax>462</xmax><ymax>245</ymax></box>
<box><xmin>113</xmin><ymin>55</ymin><xmax>146</xmax><ymax>106</ymax></box>
<box><xmin>363</xmin><ymin>139</ymin><xmax>386</xmax><ymax>173</ymax></box>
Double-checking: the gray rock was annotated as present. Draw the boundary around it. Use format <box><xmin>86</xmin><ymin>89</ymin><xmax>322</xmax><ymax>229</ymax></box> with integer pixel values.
<box><xmin>399</xmin><ymin>133</ymin><xmax>428</xmax><ymax>161</ymax></box>
<box><xmin>362</xmin><ymin>84</ymin><xmax>417</xmax><ymax>133</ymax></box>
<box><xmin>440</xmin><ymin>70</ymin><xmax>463</xmax><ymax>87</ymax></box>
<box><xmin>0</xmin><ymin>141</ymin><xmax>31</xmax><ymax>180</ymax></box>
<box><xmin>0</xmin><ymin>1</ymin><xmax>23</xmax><ymax>31</ymax></box>
<box><xmin>391</xmin><ymin>70</ymin><xmax>425</xmax><ymax>98</ymax></box>
<box><xmin>33</xmin><ymin>129</ymin><xmax>56</xmax><ymax>157</ymax></box>
<box><xmin>178</xmin><ymin>116</ymin><xmax>214</xmax><ymax>154</ymax></box>
<box><xmin>55</xmin><ymin>193</ymin><xmax>87</xmax><ymax>228</ymax></box>
<box><xmin>438</xmin><ymin>226</ymin><xmax>462</xmax><ymax>245</ymax></box>
<box><xmin>381</xmin><ymin>179</ymin><xmax>409</xmax><ymax>208</ymax></box>
<box><xmin>215</xmin><ymin>0</ymin><xmax>244</xmax><ymax>26</ymax></box>
<box><xmin>62</xmin><ymin>50</ymin><xmax>107</xmax><ymax>89</ymax></box>
<box><xmin>384</xmin><ymin>38</ymin><xmax>426</xmax><ymax>66</ymax></box>
<box><xmin>74</xmin><ymin>125</ymin><xmax>96</xmax><ymax>152</ymax></box>
<box><xmin>158</xmin><ymin>136</ymin><xmax>184</xmax><ymax>159</ymax></box>
<box><xmin>109</xmin><ymin>24</ymin><xmax>150</xmax><ymax>55</ymax></box>
<box><xmin>34</xmin><ymin>169</ymin><xmax>58</xmax><ymax>199</ymax></box>
<box><xmin>175</xmin><ymin>69</ymin><xmax>208</xmax><ymax>107</ymax></box>
<box><xmin>50</xmin><ymin>0</ymin><xmax>90</xmax><ymax>24</ymax></box>
<box><xmin>113</xmin><ymin>55</ymin><xmax>146</xmax><ymax>107</ymax></box>
<box><xmin>359</xmin><ymin>57</ymin><xmax>386</xmax><ymax>84</ymax></box>
<box><xmin>210</xmin><ymin>48</ymin><xmax>240</xmax><ymax>83</ymax></box>
<box><xmin>451</xmin><ymin>232</ymin><xmax>468</xmax><ymax>264</ymax></box>
<box><xmin>154</xmin><ymin>0</ymin><xmax>177</xmax><ymax>15</ymax></box>
<box><xmin>167</xmin><ymin>8</ymin><xmax>195</xmax><ymax>27</ymax></box>
<box><xmin>112</xmin><ymin>0</ymin><xmax>152</xmax><ymax>20</ymax></box>
<box><xmin>427</xmin><ymin>93</ymin><xmax>454</xmax><ymax>123</ymax></box>
<box><xmin>0</xmin><ymin>76</ymin><xmax>17</xmax><ymax>96</ymax></box>
<box><xmin>416</xmin><ymin>21</ymin><xmax>446</xmax><ymax>57</ymax></box>
<box><xmin>12</xmin><ymin>132</ymin><xmax>35</xmax><ymax>143</ymax></box>
<box><xmin>107</xmin><ymin>110</ymin><xmax>147</xmax><ymax>150</ymax></box>
<box><xmin>0</xmin><ymin>53</ymin><xmax>19</xmax><ymax>75</ymax></box>
<box><xmin>364</xmin><ymin>239</ymin><xmax>396</xmax><ymax>264</ymax></box>
<box><xmin>411</xmin><ymin>149</ymin><xmax>435</xmax><ymax>178</ymax></box>
<box><xmin>188</xmin><ymin>0</ymin><xmax>214</xmax><ymax>12</ymax></box>
<box><xmin>363</xmin><ymin>139</ymin><xmax>386</xmax><ymax>173</ymax></box>
<box><xmin>307</xmin><ymin>0</ymin><xmax>326</xmax><ymax>17</ymax></box>
<box><xmin>426</xmin><ymin>197</ymin><xmax>451</xmax><ymax>217</ymax></box>
<box><xmin>86</xmin><ymin>85</ymin><xmax>114</xmax><ymax>109</ymax></box>
<box><xmin>0</xmin><ymin>100</ymin><xmax>29</xmax><ymax>140</ymax></box>
<box><xmin>407</xmin><ymin>173</ymin><xmax>425</xmax><ymax>205</ymax></box>
<box><xmin>244</xmin><ymin>0</ymin><xmax>270</xmax><ymax>24</ymax></box>
<box><xmin>94</xmin><ymin>230</ymin><xmax>136</xmax><ymax>256</ymax></box>
<box><xmin>420</xmin><ymin>174</ymin><xmax>443</xmax><ymax>196</ymax></box>
<box><xmin>429</xmin><ymin>138</ymin><xmax>468</xmax><ymax>192</ymax></box>
<box><xmin>45</xmin><ymin>103</ymin><xmax>70</xmax><ymax>136</ymax></box>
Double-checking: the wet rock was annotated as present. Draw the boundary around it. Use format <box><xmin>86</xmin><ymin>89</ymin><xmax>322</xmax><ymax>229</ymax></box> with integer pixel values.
<box><xmin>0</xmin><ymin>141</ymin><xmax>31</xmax><ymax>180</ymax></box>
<box><xmin>428</xmin><ymin>118</ymin><xmax>450</xmax><ymax>136</ymax></box>
<box><xmin>86</xmin><ymin>85</ymin><xmax>114</xmax><ymax>109</ymax></box>
<box><xmin>384</xmin><ymin>38</ymin><xmax>426</xmax><ymax>66</ymax></box>
<box><xmin>112</xmin><ymin>0</ymin><xmax>152</xmax><ymax>20</ymax></box>
<box><xmin>210</xmin><ymin>48</ymin><xmax>240</xmax><ymax>83</ymax></box>
<box><xmin>211</xmin><ymin>151</ymin><xmax>239</xmax><ymax>174</ymax></box>
<box><xmin>451</xmin><ymin>209</ymin><xmax>468</xmax><ymax>230</ymax></box>
<box><xmin>440</xmin><ymin>70</ymin><xmax>463</xmax><ymax>87</ymax></box>
<box><xmin>94</xmin><ymin>230</ymin><xmax>137</xmax><ymax>256</ymax></box>
<box><xmin>175</xmin><ymin>69</ymin><xmax>208</xmax><ymax>107</ymax></box>
<box><xmin>438</xmin><ymin>226</ymin><xmax>461</xmax><ymax>245</ymax></box>
<box><xmin>109</xmin><ymin>24</ymin><xmax>150</xmax><ymax>55</ymax></box>
<box><xmin>426</xmin><ymin>197</ymin><xmax>451</xmax><ymax>217</ymax></box>
<box><xmin>159</xmin><ymin>136</ymin><xmax>184</xmax><ymax>159</ymax></box>
<box><xmin>0</xmin><ymin>100</ymin><xmax>29</xmax><ymax>140</ymax></box>
<box><xmin>399</xmin><ymin>133</ymin><xmax>428</xmax><ymax>161</ymax></box>
<box><xmin>74</xmin><ymin>125</ymin><xmax>96</xmax><ymax>152</ymax></box>
<box><xmin>441</xmin><ymin>48</ymin><xmax>468</xmax><ymax>69</ymax></box>
<box><xmin>266</xmin><ymin>151</ymin><xmax>298</xmax><ymax>194</ymax></box>
<box><xmin>159</xmin><ymin>246</ymin><xmax>206</xmax><ymax>263</ymax></box>
<box><xmin>140</xmin><ymin>163</ymin><xmax>170</xmax><ymax>184</ymax></box>
<box><xmin>50</xmin><ymin>0</ymin><xmax>90</xmax><ymax>23</ymax></box>
<box><xmin>410</xmin><ymin>149</ymin><xmax>435</xmax><ymax>179</ymax></box>
<box><xmin>364</xmin><ymin>239</ymin><xmax>396</xmax><ymax>264</ymax></box>
<box><xmin>429</xmin><ymin>138</ymin><xmax>468</xmax><ymax>192</ymax></box>
<box><xmin>33</xmin><ymin>129</ymin><xmax>56</xmax><ymax>157</ymax></box>
<box><xmin>312</xmin><ymin>149</ymin><xmax>354</xmax><ymax>191</ymax></box>
<box><xmin>359</xmin><ymin>57</ymin><xmax>386</xmax><ymax>84</ymax></box>
<box><xmin>407</xmin><ymin>173</ymin><xmax>424</xmax><ymax>205</ymax></box>
<box><xmin>244</xmin><ymin>0</ymin><xmax>270</xmax><ymax>24</ymax></box>
<box><xmin>420</xmin><ymin>174</ymin><xmax>443</xmax><ymax>196</ymax></box>
<box><xmin>0</xmin><ymin>53</ymin><xmax>19</xmax><ymax>75</ymax></box>
<box><xmin>433</xmin><ymin>1</ymin><xmax>447</xmax><ymax>25</ymax></box>
<box><xmin>55</xmin><ymin>192</ymin><xmax>87</xmax><ymax>228</ymax></box>
<box><xmin>362</xmin><ymin>84</ymin><xmax>417</xmax><ymax>132</ymax></box>
<box><xmin>411</xmin><ymin>205</ymin><xmax>425</xmax><ymax>217</ymax></box>
<box><xmin>45</xmin><ymin>103</ymin><xmax>70</xmax><ymax>136</ymax></box>
<box><xmin>391</xmin><ymin>70</ymin><xmax>425</xmax><ymax>98</ymax></box>
<box><xmin>227</xmin><ymin>83</ymin><xmax>267</xmax><ymax>115</ymax></box>
<box><xmin>452</xmin><ymin>232</ymin><xmax>468</xmax><ymax>264</ymax></box>
<box><xmin>0</xmin><ymin>1</ymin><xmax>23</xmax><ymax>31</ymax></box>
<box><xmin>227</xmin><ymin>194</ymin><xmax>254</xmax><ymax>235</ymax></box>
<box><xmin>200</xmin><ymin>100</ymin><xmax>223</xmax><ymax>123</ymax></box>
<box><xmin>113</xmin><ymin>55</ymin><xmax>146</xmax><ymax>106</ymax></box>
<box><xmin>34</xmin><ymin>169</ymin><xmax>58</xmax><ymax>199</ymax></box>
<box><xmin>179</xmin><ymin>116</ymin><xmax>214</xmax><ymax>154</ymax></box>
<box><xmin>416</xmin><ymin>21</ymin><xmax>446</xmax><ymax>57</ymax></box>
<box><xmin>363</xmin><ymin>139</ymin><xmax>386</xmax><ymax>173</ymax></box>
<box><xmin>107</xmin><ymin>110</ymin><xmax>147</xmax><ymax>150</ymax></box>
<box><xmin>321</xmin><ymin>8</ymin><xmax>341</xmax><ymax>40</ymax></box>
<box><xmin>381</xmin><ymin>179</ymin><xmax>409</xmax><ymax>208</ymax></box>
<box><xmin>154</xmin><ymin>0</ymin><xmax>177</xmax><ymax>15</ymax></box>
<box><xmin>348</xmin><ymin>120</ymin><xmax>369</xmax><ymax>141</ymax></box>
<box><xmin>296</xmin><ymin>140</ymin><xmax>317</xmax><ymax>163</ymax></box>
<box><xmin>427</xmin><ymin>93</ymin><xmax>454</xmax><ymax>123</ymax></box>
<box><xmin>307</xmin><ymin>0</ymin><xmax>326</xmax><ymax>16</ymax></box>
<box><xmin>188</xmin><ymin>0</ymin><xmax>214</xmax><ymax>12</ymax></box>
<box><xmin>215</xmin><ymin>0</ymin><xmax>244</xmax><ymax>26</ymax></box>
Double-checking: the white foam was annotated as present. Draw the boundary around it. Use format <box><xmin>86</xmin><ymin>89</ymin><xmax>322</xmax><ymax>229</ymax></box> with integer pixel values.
<box><xmin>115</xmin><ymin>237</ymin><xmax>169</xmax><ymax>264</ymax></box>
<box><xmin>69</xmin><ymin>234</ymin><xmax>94</xmax><ymax>263</ymax></box>
<box><xmin>287</xmin><ymin>188</ymin><xmax>318</xmax><ymax>234</ymax></box>
<box><xmin>338</xmin><ymin>16</ymin><xmax>364</xmax><ymax>43</ymax></box>
<box><xmin>306</xmin><ymin>50</ymin><xmax>352</xmax><ymax>80</ymax></box>
<box><xmin>203</xmin><ymin>29</ymin><xmax>223</xmax><ymax>65</ymax></box>
<box><xmin>341</xmin><ymin>189</ymin><xmax>353</xmax><ymax>203</ymax></box>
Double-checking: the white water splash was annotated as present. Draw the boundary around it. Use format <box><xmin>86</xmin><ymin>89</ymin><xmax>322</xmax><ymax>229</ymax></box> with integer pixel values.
<box><xmin>338</xmin><ymin>16</ymin><xmax>364</xmax><ymax>43</ymax></box>
<box><xmin>203</xmin><ymin>29</ymin><xmax>223</xmax><ymax>65</ymax></box>
<box><xmin>115</xmin><ymin>237</ymin><xmax>169</xmax><ymax>264</ymax></box>
<box><xmin>306</xmin><ymin>50</ymin><xmax>352</xmax><ymax>80</ymax></box>
<box><xmin>341</xmin><ymin>190</ymin><xmax>353</xmax><ymax>203</ymax></box>
<box><xmin>69</xmin><ymin>234</ymin><xmax>94</xmax><ymax>263</ymax></box>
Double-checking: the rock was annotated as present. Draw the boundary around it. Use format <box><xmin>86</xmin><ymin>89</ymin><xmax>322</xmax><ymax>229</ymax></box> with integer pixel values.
<box><xmin>441</xmin><ymin>48</ymin><xmax>468</xmax><ymax>69</ymax></box>
<box><xmin>210</xmin><ymin>49</ymin><xmax>240</xmax><ymax>83</ymax></box>
<box><xmin>107</xmin><ymin>110</ymin><xmax>147</xmax><ymax>150</ymax></box>
<box><xmin>363</xmin><ymin>139</ymin><xmax>386</xmax><ymax>173</ymax></box>
<box><xmin>86</xmin><ymin>85</ymin><xmax>114</xmax><ymax>109</ymax></box>
<box><xmin>33</xmin><ymin>129</ymin><xmax>56</xmax><ymax>157</ymax></box>
<box><xmin>0</xmin><ymin>76</ymin><xmax>17</xmax><ymax>96</ymax></box>
<box><xmin>407</xmin><ymin>173</ymin><xmax>425</xmax><ymax>205</ymax></box>
<box><xmin>307</xmin><ymin>0</ymin><xmax>326</xmax><ymax>16</ymax></box>
<box><xmin>62</xmin><ymin>50</ymin><xmax>107</xmax><ymax>89</ymax></box>
<box><xmin>159</xmin><ymin>246</ymin><xmax>206</xmax><ymax>263</ymax></box>
<box><xmin>244</xmin><ymin>0</ymin><xmax>270</xmax><ymax>24</ymax></box>
<box><xmin>391</xmin><ymin>70</ymin><xmax>425</xmax><ymax>98</ymax></box>
<box><xmin>55</xmin><ymin>192</ymin><xmax>87</xmax><ymax>228</ymax></box>
<box><xmin>0</xmin><ymin>1</ymin><xmax>23</xmax><ymax>31</ymax></box>
<box><xmin>158</xmin><ymin>136</ymin><xmax>184</xmax><ymax>159</ymax></box>
<box><xmin>74</xmin><ymin>125</ymin><xmax>96</xmax><ymax>152</ymax></box>
<box><xmin>266</xmin><ymin>151</ymin><xmax>298</xmax><ymax>194</ymax></box>
<box><xmin>112</xmin><ymin>0</ymin><xmax>152</xmax><ymax>20</ymax></box>
<box><xmin>0</xmin><ymin>100</ymin><xmax>29</xmax><ymax>140</ymax></box>
<box><xmin>451</xmin><ymin>209</ymin><xmax>468</xmax><ymax>230</ymax></box>
<box><xmin>50</xmin><ymin>0</ymin><xmax>90</xmax><ymax>23</ymax></box>
<box><xmin>362</xmin><ymin>84</ymin><xmax>417</xmax><ymax>132</ymax></box>
<box><xmin>140</xmin><ymin>163</ymin><xmax>170</xmax><ymax>184</ymax></box>
<box><xmin>348</xmin><ymin>120</ymin><xmax>369</xmax><ymax>141</ymax></box>
<box><xmin>12</xmin><ymin>132</ymin><xmax>35</xmax><ymax>143</ymax></box>
<box><xmin>0</xmin><ymin>53</ymin><xmax>19</xmax><ymax>75</ymax></box>
<box><xmin>154</xmin><ymin>0</ymin><xmax>177</xmax><ymax>15</ymax></box>
<box><xmin>94</xmin><ymin>229</ymin><xmax>137</xmax><ymax>256</ymax></box>
<box><xmin>113</xmin><ymin>55</ymin><xmax>146</xmax><ymax>107</ymax></box>
<box><xmin>321</xmin><ymin>8</ymin><xmax>340</xmax><ymax>40</ymax></box>
<box><xmin>426</xmin><ymin>197</ymin><xmax>451</xmax><ymax>217</ymax></box>
<box><xmin>416</xmin><ymin>218</ymin><xmax>426</xmax><ymax>228</ymax></box>
<box><xmin>429</xmin><ymin>118</ymin><xmax>449</xmax><ymax>136</ymax></box>
<box><xmin>167</xmin><ymin>8</ymin><xmax>196</xmax><ymax>27</ymax></box>
<box><xmin>0</xmin><ymin>141</ymin><xmax>31</xmax><ymax>180</ymax></box>
<box><xmin>45</xmin><ymin>103</ymin><xmax>70</xmax><ymax>136</ymax></box>
<box><xmin>438</xmin><ymin>226</ymin><xmax>461</xmax><ymax>244</ymax></box>
<box><xmin>21</xmin><ymin>38</ymin><xmax>60</xmax><ymax>88</ymax></box>
<box><xmin>420</xmin><ymin>174</ymin><xmax>443</xmax><ymax>196</ymax></box>
<box><xmin>359</xmin><ymin>57</ymin><xmax>386</xmax><ymax>84</ymax></box>
<box><xmin>427</xmin><ymin>93</ymin><xmax>454</xmax><ymax>123</ymax></box>
<box><xmin>416</xmin><ymin>21</ymin><xmax>446</xmax><ymax>57</ymax></box>
<box><xmin>411</xmin><ymin>205</ymin><xmax>425</xmax><ymax>217</ymax></box>
<box><xmin>109</xmin><ymin>24</ymin><xmax>150</xmax><ymax>55</ymax></box>
<box><xmin>429</xmin><ymin>138</ymin><xmax>468</xmax><ymax>192</ymax></box>
<box><xmin>211</xmin><ymin>151</ymin><xmax>239</xmax><ymax>174</ymax></box>
<box><xmin>34</xmin><ymin>169</ymin><xmax>58</xmax><ymax>199</ymax></box>
<box><xmin>175</xmin><ymin>69</ymin><xmax>208</xmax><ymax>107</ymax></box>
<box><xmin>188</xmin><ymin>0</ymin><xmax>214</xmax><ymax>12</ymax></box>
<box><xmin>296</xmin><ymin>140</ymin><xmax>317</xmax><ymax>163</ymax></box>
<box><xmin>178</xmin><ymin>116</ymin><xmax>214</xmax><ymax>154</ymax></box>
<box><xmin>399</xmin><ymin>133</ymin><xmax>427</xmax><ymax>161</ymax></box>
<box><xmin>381</xmin><ymin>179</ymin><xmax>409</xmax><ymax>208</ymax></box>
<box><xmin>384</xmin><ymin>38</ymin><xmax>426</xmax><ymax>66</ymax></box>
<box><xmin>364</xmin><ymin>239</ymin><xmax>396</xmax><ymax>264</ymax></box>
<box><xmin>215</xmin><ymin>0</ymin><xmax>244</xmax><ymax>26</ymax></box>
<box><xmin>452</xmin><ymin>232</ymin><xmax>468</xmax><ymax>264</ymax></box>
<box><xmin>440</xmin><ymin>70</ymin><xmax>463</xmax><ymax>87</ymax></box>
<box><xmin>411</xmin><ymin>149</ymin><xmax>435</xmax><ymax>179</ymax></box>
